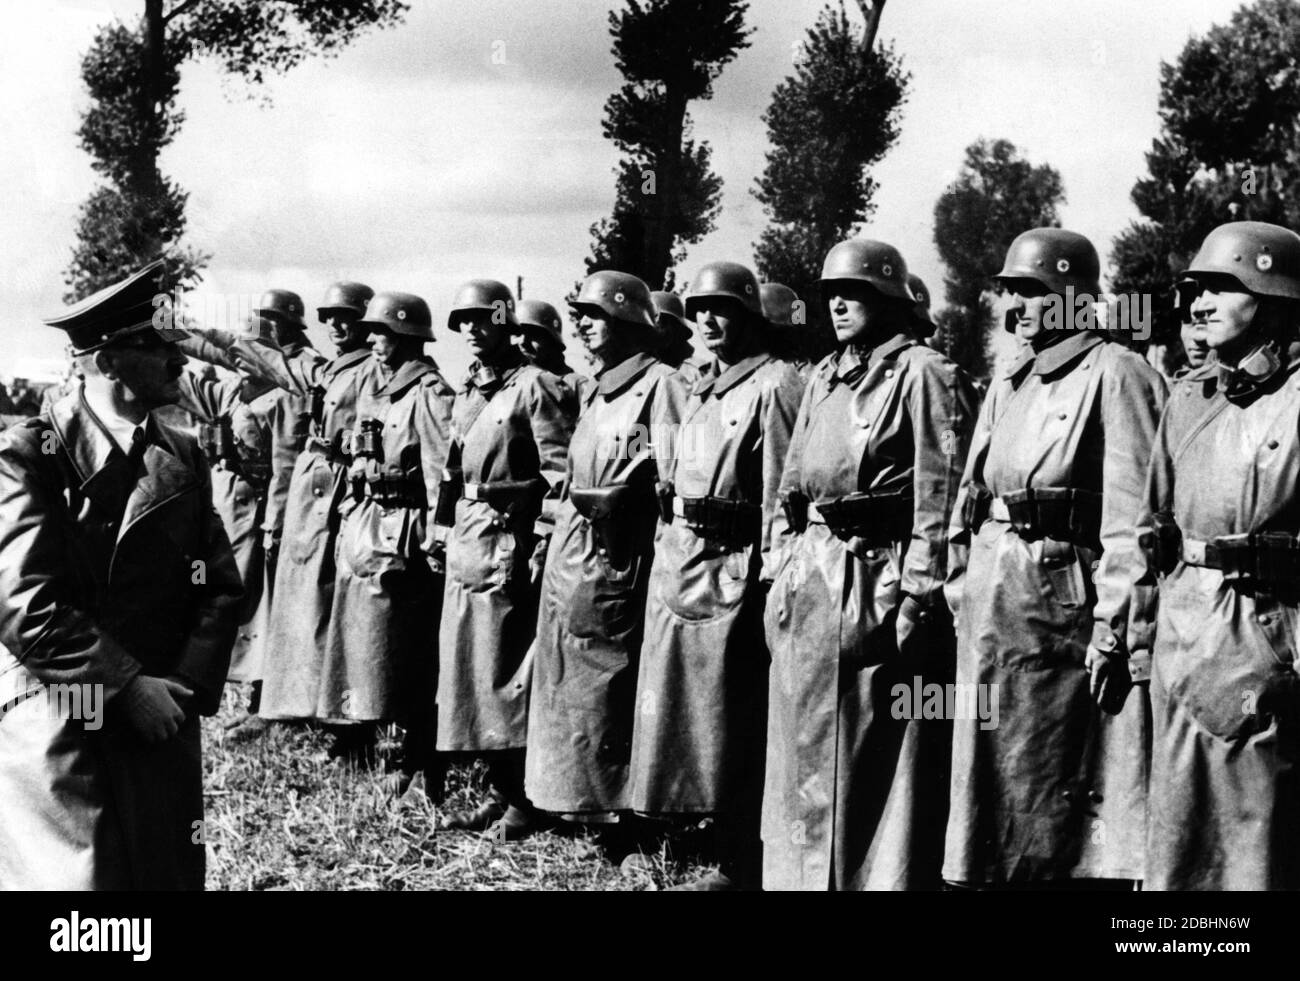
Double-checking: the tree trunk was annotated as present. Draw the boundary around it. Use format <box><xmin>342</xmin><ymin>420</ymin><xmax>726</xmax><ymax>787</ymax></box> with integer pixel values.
<box><xmin>644</xmin><ymin>89</ymin><xmax>687</xmax><ymax>290</ymax></box>
<box><xmin>139</xmin><ymin>0</ymin><xmax>166</xmax><ymax>255</ymax></box>
<box><xmin>855</xmin><ymin>0</ymin><xmax>887</xmax><ymax>50</ymax></box>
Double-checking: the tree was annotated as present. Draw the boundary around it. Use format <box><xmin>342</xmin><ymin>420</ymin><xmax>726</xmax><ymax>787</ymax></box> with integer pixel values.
<box><xmin>585</xmin><ymin>0</ymin><xmax>752</xmax><ymax>290</ymax></box>
<box><xmin>751</xmin><ymin>1</ymin><xmax>908</xmax><ymax>362</ymax></box>
<box><xmin>66</xmin><ymin>0</ymin><xmax>409</xmax><ymax>301</ymax></box>
<box><xmin>1110</xmin><ymin>0</ymin><xmax>1300</xmax><ymax>350</ymax></box>
<box><xmin>930</xmin><ymin>138</ymin><xmax>1065</xmax><ymax>381</ymax></box>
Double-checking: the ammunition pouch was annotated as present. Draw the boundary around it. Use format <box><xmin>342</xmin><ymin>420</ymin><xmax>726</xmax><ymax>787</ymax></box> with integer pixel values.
<box><xmin>809</xmin><ymin>488</ymin><xmax>912</xmax><ymax>545</ymax></box>
<box><xmin>674</xmin><ymin>495</ymin><xmax>762</xmax><ymax>546</ymax></box>
<box><xmin>994</xmin><ymin>486</ymin><xmax>1102</xmax><ymax>551</ymax></box>
<box><xmin>1181</xmin><ymin>531</ymin><xmax>1300</xmax><ymax>582</ymax></box>
<box><xmin>366</xmin><ymin>471</ymin><xmax>426</xmax><ymax>509</ymax></box>
<box><xmin>433</xmin><ymin>470</ymin><xmax>463</xmax><ymax>528</ymax></box>
<box><xmin>654</xmin><ymin>480</ymin><xmax>675</xmax><ymax>523</ymax></box>
<box><xmin>781</xmin><ymin>490</ymin><xmax>809</xmax><ymax>534</ymax></box>
<box><xmin>1137</xmin><ymin>512</ymin><xmax>1182</xmax><ymax>577</ymax></box>
<box><xmin>571</xmin><ymin>484</ymin><xmax>652</xmax><ymax>571</ymax></box>
<box><xmin>962</xmin><ymin>482</ymin><xmax>993</xmax><ymax>532</ymax></box>
<box><xmin>462</xmin><ymin>478</ymin><xmax>546</xmax><ymax>518</ymax></box>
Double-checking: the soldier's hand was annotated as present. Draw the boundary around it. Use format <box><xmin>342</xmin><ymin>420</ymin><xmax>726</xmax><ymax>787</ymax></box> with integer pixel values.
<box><xmin>529</xmin><ymin>536</ymin><xmax>550</xmax><ymax>585</ymax></box>
<box><xmin>895</xmin><ymin>595</ymin><xmax>931</xmax><ymax>662</ymax></box>
<box><xmin>118</xmin><ymin>675</ymin><xmax>192</xmax><ymax>743</ymax></box>
<box><xmin>264</xmin><ymin>533</ymin><xmax>280</xmax><ymax>577</ymax></box>
<box><xmin>1085</xmin><ymin>645</ymin><xmax>1132</xmax><ymax>715</ymax></box>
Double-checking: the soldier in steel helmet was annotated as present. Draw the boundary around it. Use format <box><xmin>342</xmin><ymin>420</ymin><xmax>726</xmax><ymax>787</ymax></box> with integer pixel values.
<box><xmin>649</xmin><ymin>290</ymin><xmax>700</xmax><ymax>381</ymax></box>
<box><xmin>760</xmin><ymin>239</ymin><xmax>977</xmax><ymax>890</ymax></box>
<box><xmin>524</xmin><ymin>271</ymin><xmax>688</xmax><ymax>852</ymax></box>
<box><xmin>170</xmin><ymin>290</ymin><xmax>314</xmax><ymax>741</ymax></box>
<box><xmin>1134</xmin><ymin>221</ymin><xmax>1300</xmax><ymax>890</ymax></box>
<box><xmin>944</xmin><ymin>228</ymin><xmax>1167</xmax><ymax>888</ymax></box>
<box><xmin>513</xmin><ymin>298</ymin><xmax>590</xmax><ymax>415</ymax></box>
<box><xmin>434</xmin><ymin>279</ymin><xmax>574</xmax><ymax>840</ymax></box>
<box><xmin>0</xmin><ymin>261</ymin><xmax>241</xmax><ymax>888</ymax></box>
<box><xmin>629</xmin><ymin>260</ymin><xmax>805</xmax><ymax>889</ymax></box>
<box><xmin>759</xmin><ymin>281</ymin><xmax>813</xmax><ymax>383</ymax></box>
<box><xmin>320</xmin><ymin>292</ymin><xmax>454</xmax><ymax>789</ymax></box>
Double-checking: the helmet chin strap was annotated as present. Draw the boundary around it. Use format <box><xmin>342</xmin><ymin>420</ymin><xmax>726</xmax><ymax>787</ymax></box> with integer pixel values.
<box><xmin>1218</xmin><ymin>298</ymin><xmax>1284</xmax><ymax>397</ymax></box>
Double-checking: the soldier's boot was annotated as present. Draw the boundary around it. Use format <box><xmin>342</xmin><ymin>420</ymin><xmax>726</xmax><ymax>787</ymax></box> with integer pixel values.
<box><xmin>437</xmin><ymin>796</ymin><xmax>506</xmax><ymax>832</ymax></box>
<box><xmin>226</xmin><ymin>715</ymin><xmax>270</xmax><ymax>744</ymax></box>
<box><xmin>669</xmin><ymin>816</ymin><xmax>759</xmax><ymax>891</ymax></box>
<box><xmin>668</xmin><ymin>869</ymin><xmax>737</xmax><ymax>891</ymax></box>
<box><xmin>326</xmin><ymin>722</ymin><xmax>379</xmax><ymax>769</ymax></box>
<box><xmin>485</xmin><ymin>804</ymin><xmax>545</xmax><ymax>843</ymax></box>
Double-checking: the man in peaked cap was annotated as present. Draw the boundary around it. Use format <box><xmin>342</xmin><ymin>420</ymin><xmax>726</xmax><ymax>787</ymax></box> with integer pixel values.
<box><xmin>0</xmin><ymin>261</ymin><xmax>242</xmax><ymax>888</ymax></box>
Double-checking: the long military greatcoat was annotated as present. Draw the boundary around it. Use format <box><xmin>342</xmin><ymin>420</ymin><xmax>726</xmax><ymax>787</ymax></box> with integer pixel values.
<box><xmin>629</xmin><ymin>352</ymin><xmax>804</xmax><ymax>815</ymax></box>
<box><xmin>944</xmin><ymin>331</ymin><xmax>1166</xmax><ymax>885</ymax></box>
<box><xmin>1135</xmin><ymin>355</ymin><xmax>1300</xmax><ymax>890</ymax></box>
<box><xmin>0</xmin><ymin>391</ymin><xmax>240</xmax><ymax>889</ymax></box>
<box><xmin>320</xmin><ymin>357</ymin><xmax>454</xmax><ymax>725</ymax></box>
<box><xmin>525</xmin><ymin>352</ymin><xmax>687</xmax><ymax>815</ymax></box>
<box><xmin>762</xmin><ymin>334</ymin><xmax>977</xmax><ymax>890</ymax></box>
<box><xmin>258</xmin><ymin>349</ymin><xmax>384</xmax><ymax>720</ymax></box>
<box><xmin>436</xmin><ymin>357</ymin><xmax>573</xmax><ymax>752</ymax></box>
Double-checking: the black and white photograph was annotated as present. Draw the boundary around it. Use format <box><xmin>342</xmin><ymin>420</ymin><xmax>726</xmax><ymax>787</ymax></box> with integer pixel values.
<box><xmin>0</xmin><ymin>0</ymin><xmax>1294</xmax><ymax>958</ymax></box>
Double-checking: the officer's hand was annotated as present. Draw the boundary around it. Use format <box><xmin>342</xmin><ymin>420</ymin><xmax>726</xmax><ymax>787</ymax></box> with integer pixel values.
<box><xmin>895</xmin><ymin>595</ymin><xmax>931</xmax><ymax>662</ymax></box>
<box><xmin>118</xmin><ymin>675</ymin><xmax>192</xmax><ymax>743</ymax></box>
<box><xmin>1085</xmin><ymin>645</ymin><xmax>1132</xmax><ymax>715</ymax></box>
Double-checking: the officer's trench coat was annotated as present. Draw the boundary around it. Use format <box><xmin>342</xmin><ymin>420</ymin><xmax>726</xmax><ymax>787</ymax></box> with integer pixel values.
<box><xmin>320</xmin><ymin>358</ymin><xmax>454</xmax><ymax>725</ymax></box>
<box><xmin>0</xmin><ymin>393</ymin><xmax>241</xmax><ymax>888</ymax></box>
<box><xmin>943</xmin><ymin>331</ymin><xmax>1166</xmax><ymax>884</ymax></box>
<box><xmin>176</xmin><ymin>370</ymin><xmax>297</xmax><ymax>682</ymax></box>
<box><xmin>525</xmin><ymin>352</ymin><xmax>687</xmax><ymax>815</ymax></box>
<box><xmin>1135</xmin><ymin>357</ymin><xmax>1300</xmax><ymax>890</ymax></box>
<box><xmin>258</xmin><ymin>348</ymin><xmax>384</xmax><ymax>720</ymax></box>
<box><xmin>762</xmin><ymin>334</ymin><xmax>977</xmax><ymax>890</ymax></box>
<box><xmin>629</xmin><ymin>352</ymin><xmax>805</xmax><ymax>815</ymax></box>
<box><xmin>436</xmin><ymin>359</ymin><xmax>573</xmax><ymax>753</ymax></box>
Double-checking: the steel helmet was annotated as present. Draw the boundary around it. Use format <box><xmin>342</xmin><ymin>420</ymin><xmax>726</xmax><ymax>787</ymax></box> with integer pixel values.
<box><xmin>448</xmin><ymin>279</ymin><xmax>517</xmax><ymax>331</ymax></box>
<box><xmin>1184</xmin><ymin>221</ymin><xmax>1300</xmax><ymax>300</ymax></box>
<box><xmin>570</xmin><ymin>271</ymin><xmax>656</xmax><ymax>328</ymax></box>
<box><xmin>317</xmin><ymin>281</ymin><xmax>374</xmax><ymax>319</ymax></box>
<box><xmin>651</xmin><ymin>290</ymin><xmax>688</xmax><ymax>330</ymax></box>
<box><xmin>253</xmin><ymin>289</ymin><xmax>307</xmax><ymax>329</ymax></box>
<box><xmin>760</xmin><ymin>282</ymin><xmax>801</xmax><ymax>328</ymax></box>
<box><xmin>684</xmin><ymin>261</ymin><xmax>763</xmax><ymax>319</ymax></box>
<box><xmin>819</xmin><ymin>239</ymin><xmax>914</xmax><ymax>302</ymax></box>
<box><xmin>516</xmin><ymin>299</ymin><xmax>565</xmax><ymax>347</ymax></box>
<box><xmin>995</xmin><ymin>228</ymin><xmax>1101</xmax><ymax>295</ymax></box>
<box><xmin>358</xmin><ymin>291</ymin><xmax>433</xmax><ymax>340</ymax></box>
<box><xmin>907</xmin><ymin>274</ymin><xmax>936</xmax><ymax>337</ymax></box>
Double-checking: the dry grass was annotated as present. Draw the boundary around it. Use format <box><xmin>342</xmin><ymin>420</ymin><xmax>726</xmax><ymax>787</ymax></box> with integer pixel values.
<box><xmin>201</xmin><ymin>686</ymin><xmax>717</xmax><ymax>891</ymax></box>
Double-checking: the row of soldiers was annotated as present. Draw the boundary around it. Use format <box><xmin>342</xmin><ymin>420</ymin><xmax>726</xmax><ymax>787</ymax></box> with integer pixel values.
<box><xmin>0</xmin><ymin>218</ymin><xmax>1296</xmax><ymax>890</ymax></box>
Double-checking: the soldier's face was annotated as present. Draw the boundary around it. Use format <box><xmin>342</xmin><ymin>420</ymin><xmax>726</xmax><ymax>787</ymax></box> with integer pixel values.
<box><xmin>102</xmin><ymin>338</ymin><xmax>188</xmax><ymax>408</ymax></box>
<box><xmin>323</xmin><ymin>311</ymin><xmax>366</xmax><ymax>352</ymax></box>
<box><xmin>516</xmin><ymin>328</ymin><xmax>560</xmax><ymax>366</ymax></box>
<box><xmin>460</xmin><ymin>310</ymin><xmax>508</xmax><ymax>360</ymax></box>
<box><xmin>1001</xmin><ymin>279</ymin><xmax>1051</xmax><ymax>340</ymax></box>
<box><xmin>369</xmin><ymin>327</ymin><xmax>402</xmax><ymax>368</ymax></box>
<box><xmin>695</xmin><ymin>297</ymin><xmax>747</xmax><ymax>358</ymax></box>
<box><xmin>576</xmin><ymin>308</ymin><xmax>617</xmax><ymax>360</ymax></box>
<box><xmin>1190</xmin><ymin>277</ymin><xmax>1258</xmax><ymax>360</ymax></box>
<box><xmin>826</xmin><ymin>281</ymin><xmax>888</xmax><ymax>344</ymax></box>
<box><xmin>1180</xmin><ymin>318</ymin><xmax>1210</xmax><ymax>368</ymax></box>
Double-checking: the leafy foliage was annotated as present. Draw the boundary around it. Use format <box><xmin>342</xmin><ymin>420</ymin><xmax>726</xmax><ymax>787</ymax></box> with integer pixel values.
<box><xmin>586</xmin><ymin>0</ymin><xmax>752</xmax><ymax>290</ymax></box>
<box><xmin>752</xmin><ymin>2</ymin><xmax>908</xmax><ymax>361</ymax></box>
<box><xmin>66</xmin><ymin>1</ymin><xmax>409</xmax><ymax>301</ymax></box>
<box><xmin>930</xmin><ymin>138</ymin><xmax>1065</xmax><ymax>380</ymax></box>
<box><xmin>1110</xmin><ymin>0</ymin><xmax>1300</xmax><ymax>346</ymax></box>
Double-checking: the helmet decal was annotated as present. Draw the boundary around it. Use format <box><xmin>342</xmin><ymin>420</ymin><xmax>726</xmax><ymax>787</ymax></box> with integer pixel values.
<box><xmin>1258</xmin><ymin>254</ymin><xmax>1274</xmax><ymax>271</ymax></box>
<box><xmin>1057</xmin><ymin>258</ymin><xmax>1071</xmax><ymax>274</ymax></box>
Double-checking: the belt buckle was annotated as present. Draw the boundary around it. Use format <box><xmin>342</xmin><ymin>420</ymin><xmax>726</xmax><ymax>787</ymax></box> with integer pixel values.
<box><xmin>1182</xmin><ymin>538</ymin><xmax>1207</xmax><ymax>566</ymax></box>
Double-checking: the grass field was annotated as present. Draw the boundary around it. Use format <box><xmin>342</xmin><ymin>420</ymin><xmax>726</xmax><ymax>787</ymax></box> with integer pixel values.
<box><xmin>201</xmin><ymin>686</ymin><xmax>716</xmax><ymax>891</ymax></box>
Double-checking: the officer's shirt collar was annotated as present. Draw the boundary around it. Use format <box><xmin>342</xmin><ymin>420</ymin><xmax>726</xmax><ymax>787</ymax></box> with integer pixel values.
<box><xmin>830</xmin><ymin>331</ymin><xmax>914</xmax><ymax>385</ymax></box>
<box><xmin>81</xmin><ymin>382</ymin><xmax>148</xmax><ymax>455</ymax></box>
<box><xmin>377</xmin><ymin>358</ymin><xmax>436</xmax><ymax>399</ymax></box>
<box><xmin>595</xmin><ymin>351</ymin><xmax>658</xmax><ymax>398</ymax></box>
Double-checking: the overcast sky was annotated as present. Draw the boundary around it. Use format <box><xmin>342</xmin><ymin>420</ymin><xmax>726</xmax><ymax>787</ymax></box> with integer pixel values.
<box><xmin>1</xmin><ymin>0</ymin><xmax>1246</xmax><ymax>382</ymax></box>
